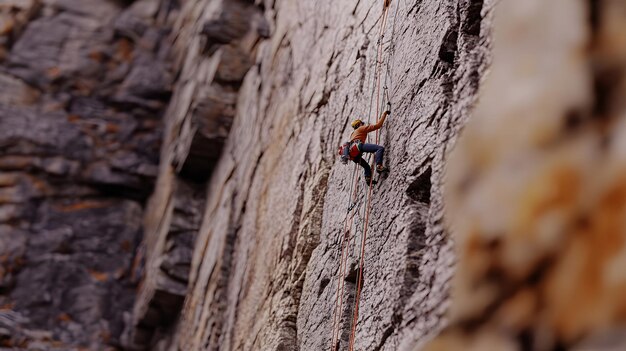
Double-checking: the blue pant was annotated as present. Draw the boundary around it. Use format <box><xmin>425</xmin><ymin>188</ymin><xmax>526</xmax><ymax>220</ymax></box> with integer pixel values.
<box><xmin>353</xmin><ymin>143</ymin><xmax>384</xmax><ymax>178</ymax></box>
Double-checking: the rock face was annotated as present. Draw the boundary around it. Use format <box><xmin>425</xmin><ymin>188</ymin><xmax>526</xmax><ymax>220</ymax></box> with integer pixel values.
<box><xmin>133</xmin><ymin>0</ymin><xmax>491</xmax><ymax>350</ymax></box>
<box><xmin>122</xmin><ymin>0</ymin><xmax>268</xmax><ymax>349</ymax></box>
<box><xmin>9</xmin><ymin>0</ymin><xmax>626</xmax><ymax>350</ymax></box>
<box><xmin>0</xmin><ymin>0</ymin><xmax>177</xmax><ymax>349</ymax></box>
<box><xmin>425</xmin><ymin>0</ymin><xmax>626</xmax><ymax>350</ymax></box>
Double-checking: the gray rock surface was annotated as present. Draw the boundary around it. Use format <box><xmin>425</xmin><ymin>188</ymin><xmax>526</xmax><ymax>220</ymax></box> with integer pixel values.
<box><xmin>0</xmin><ymin>0</ymin><xmax>177</xmax><ymax>349</ymax></box>
<box><xmin>135</xmin><ymin>0</ymin><xmax>491</xmax><ymax>350</ymax></box>
<box><xmin>124</xmin><ymin>0</ymin><xmax>268</xmax><ymax>348</ymax></box>
<box><xmin>2</xmin><ymin>0</ymin><xmax>492</xmax><ymax>349</ymax></box>
<box><xmin>9</xmin><ymin>0</ymin><xmax>626</xmax><ymax>350</ymax></box>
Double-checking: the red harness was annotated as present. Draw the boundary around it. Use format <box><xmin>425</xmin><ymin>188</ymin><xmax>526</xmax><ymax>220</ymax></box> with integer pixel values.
<box><xmin>338</xmin><ymin>140</ymin><xmax>362</xmax><ymax>162</ymax></box>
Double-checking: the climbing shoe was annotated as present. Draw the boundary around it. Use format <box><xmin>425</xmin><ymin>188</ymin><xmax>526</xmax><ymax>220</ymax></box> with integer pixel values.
<box><xmin>376</xmin><ymin>164</ymin><xmax>389</xmax><ymax>173</ymax></box>
<box><xmin>365</xmin><ymin>177</ymin><xmax>377</xmax><ymax>186</ymax></box>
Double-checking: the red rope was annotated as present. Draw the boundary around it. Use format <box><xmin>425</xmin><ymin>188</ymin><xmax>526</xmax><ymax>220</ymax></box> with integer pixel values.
<box><xmin>330</xmin><ymin>168</ymin><xmax>360</xmax><ymax>350</ymax></box>
<box><xmin>330</xmin><ymin>1</ymin><xmax>393</xmax><ymax>349</ymax></box>
<box><xmin>348</xmin><ymin>2</ymin><xmax>391</xmax><ymax>350</ymax></box>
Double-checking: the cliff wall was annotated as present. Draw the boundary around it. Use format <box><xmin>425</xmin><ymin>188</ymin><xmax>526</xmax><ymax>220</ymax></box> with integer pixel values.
<box><xmin>133</xmin><ymin>0</ymin><xmax>491</xmax><ymax>350</ymax></box>
<box><xmin>7</xmin><ymin>1</ymin><xmax>626</xmax><ymax>350</ymax></box>
<box><xmin>1</xmin><ymin>0</ymin><xmax>492</xmax><ymax>349</ymax></box>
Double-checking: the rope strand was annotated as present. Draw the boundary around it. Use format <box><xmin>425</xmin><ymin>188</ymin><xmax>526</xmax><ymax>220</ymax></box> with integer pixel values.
<box><xmin>348</xmin><ymin>1</ymin><xmax>393</xmax><ymax>349</ymax></box>
<box><xmin>330</xmin><ymin>165</ymin><xmax>361</xmax><ymax>350</ymax></box>
<box><xmin>330</xmin><ymin>0</ymin><xmax>399</xmax><ymax>349</ymax></box>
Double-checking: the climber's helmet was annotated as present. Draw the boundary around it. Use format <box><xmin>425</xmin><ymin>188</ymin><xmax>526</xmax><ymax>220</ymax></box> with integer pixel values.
<box><xmin>351</xmin><ymin>119</ymin><xmax>364</xmax><ymax>129</ymax></box>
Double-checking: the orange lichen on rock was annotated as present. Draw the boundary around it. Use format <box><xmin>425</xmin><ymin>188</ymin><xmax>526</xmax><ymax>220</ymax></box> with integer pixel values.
<box><xmin>0</xmin><ymin>302</ymin><xmax>15</xmax><ymax>311</ymax></box>
<box><xmin>0</xmin><ymin>16</ymin><xmax>14</xmax><ymax>36</ymax></box>
<box><xmin>57</xmin><ymin>313</ymin><xmax>73</xmax><ymax>323</ymax></box>
<box><xmin>88</xmin><ymin>270</ymin><xmax>110</xmax><ymax>283</ymax></box>
<box><xmin>0</xmin><ymin>156</ymin><xmax>38</xmax><ymax>170</ymax></box>
<box><xmin>55</xmin><ymin>200</ymin><xmax>110</xmax><ymax>213</ymax></box>
<box><xmin>116</xmin><ymin>38</ymin><xmax>134</xmax><ymax>62</ymax></box>
<box><xmin>105</xmin><ymin>123</ymin><xmax>120</xmax><ymax>133</ymax></box>
<box><xmin>45</xmin><ymin>66</ymin><xmax>61</xmax><ymax>79</ymax></box>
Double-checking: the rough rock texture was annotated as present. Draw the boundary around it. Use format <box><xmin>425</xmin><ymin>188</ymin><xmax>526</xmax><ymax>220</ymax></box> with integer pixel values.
<box><xmin>134</xmin><ymin>0</ymin><xmax>491</xmax><ymax>350</ymax></box>
<box><xmin>10</xmin><ymin>0</ymin><xmax>626</xmax><ymax>350</ymax></box>
<box><xmin>0</xmin><ymin>0</ymin><xmax>177</xmax><ymax>349</ymax></box>
<box><xmin>424</xmin><ymin>0</ymin><xmax>626</xmax><ymax>350</ymax></box>
<box><xmin>122</xmin><ymin>0</ymin><xmax>268</xmax><ymax>349</ymax></box>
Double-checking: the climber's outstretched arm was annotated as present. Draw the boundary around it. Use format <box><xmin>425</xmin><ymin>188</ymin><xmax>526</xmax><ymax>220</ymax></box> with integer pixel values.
<box><xmin>363</xmin><ymin>105</ymin><xmax>391</xmax><ymax>133</ymax></box>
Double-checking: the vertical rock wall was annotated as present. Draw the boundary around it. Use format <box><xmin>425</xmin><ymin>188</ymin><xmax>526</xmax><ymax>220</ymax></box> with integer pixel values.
<box><xmin>124</xmin><ymin>0</ymin><xmax>268</xmax><ymax>349</ymax></box>
<box><xmin>7</xmin><ymin>0</ymin><xmax>626</xmax><ymax>350</ymax></box>
<box><xmin>136</xmin><ymin>0</ymin><xmax>491</xmax><ymax>350</ymax></box>
<box><xmin>1</xmin><ymin>0</ymin><xmax>493</xmax><ymax>349</ymax></box>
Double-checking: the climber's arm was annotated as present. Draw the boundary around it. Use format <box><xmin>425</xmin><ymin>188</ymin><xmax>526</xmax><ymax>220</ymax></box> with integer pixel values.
<box><xmin>363</xmin><ymin>110</ymin><xmax>389</xmax><ymax>133</ymax></box>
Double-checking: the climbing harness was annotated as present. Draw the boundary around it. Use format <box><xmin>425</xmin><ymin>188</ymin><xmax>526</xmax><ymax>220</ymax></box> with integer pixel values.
<box><xmin>338</xmin><ymin>140</ymin><xmax>364</xmax><ymax>164</ymax></box>
<box><xmin>330</xmin><ymin>0</ymin><xmax>399</xmax><ymax>350</ymax></box>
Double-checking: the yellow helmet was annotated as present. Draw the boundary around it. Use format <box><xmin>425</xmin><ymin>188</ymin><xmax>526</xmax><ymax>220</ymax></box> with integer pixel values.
<box><xmin>351</xmin><ymin>119</ymin><xmax>364</xmax><ymax>129</ymax></box>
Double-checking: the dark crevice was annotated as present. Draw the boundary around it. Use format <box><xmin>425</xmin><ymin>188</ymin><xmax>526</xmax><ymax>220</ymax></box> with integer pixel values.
<box><xmin>592</xmin><ymin>66</ymin><xmax>622</xmax><ymax>119</ymax></box>
<box><xmin>318</xmin><ymin>278</ymin><xmax>330</xmax><ymax>296</ymax></box>
<box><xmin>337</xmin><ymin>279</ymin><xmax>357</xmax><ymax>351</ymax></box>
<box><xmin>203</xmin><ymin>206</ymin><xmax>241</xmax><ymax>350</ymax></box>
<box><xmin>272</xmin><ymin>167</ymin><xmax>330</xmax><ymax>350</ymax></box>
<box><xmin>428</xmin><ymin>107</ymin><xmax>442</xmax><ymax>129</ymax></box>
<box><xmin>406</xmin><ymin>167</ymin><xmax>432</xmax><ymax>205</ymax></box>
<box><xmin>518</xmin><ymin>327</ymin><xmax>533</xmax><ymax>351</ymax></box>
<box><xmin>407</xmin><ymin>1</ymin><xmax>422</xmax><ymax>17</ymax></box>
<box><xmin>283</xmin><ymin>181</ymin><xmax>305</xmax><ymax>261</ymax></box>
<box><xmin>563</xmin><ymin>108</ymin><xmax>586</xmax><ymax>132</ymax></box>
<box><xmin>416</xmin><ymin>78</ymin><xmax>428</xmax><ymax>95</ymax></box>
<box><xmin>588</xmin><ymin>0</ymin><xmax>601</xmax><ymax>34</ymax></box>
<box><xmin>213</xmin><ymin>76</ymin><xmax>244</xmax><ymax>90</ymax></box>
<box><xmin>313</xmin><ymin>89</ymin><xmax>332</xmax><ymax>113</ymax></box>
<box><xmin>588</xmin><ymin>1</ymin><xmax>621</xmax><ymax>126</ymax></box>
<box><xmin>86</xmin><ymin>181</ymin><xmax>153</xmax><ymax>202</ymax></box>
<box><xmin>462</xmin><ymin>0</ymin><xmax>484</xmax><ymax>36</ymax></box>
<box><xmin>397</xmin><ymin>166</ymin><xmax>432</xmax><ymax>327</ymax></box>
<box><xmin>372</xmin><ymin>325</ymin><xmax>394</xmax><ymax>351</ymax></box>
<box><xmin>439</xmin><ymin>26</ymin><xmax>458</xmax><ymax>64</ymax></box>
<box><xmin>457</xmin><ymin>254</ymin><xmax>557</xmax><ymax>333</ymax></box>
<box><xmin>351</xmin><ymin>0</ymin><xmax>362</xmax><ymax>16</ymax></box>
<box><xmin>344</xmin><ymin>263</ymin><xmax>360</xmax><ymax>284</ymax></box>
<box><xmin>357</xmin><ymin>39</ymin><xmax>370</xmax><ymax>92</ymax></box>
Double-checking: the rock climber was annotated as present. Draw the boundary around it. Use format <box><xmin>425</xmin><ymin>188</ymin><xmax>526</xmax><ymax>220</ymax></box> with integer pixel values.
<box><xmin>343</xmin><ymin>102</ymin><xmax>391</xmax><ymax>185</ymax></box>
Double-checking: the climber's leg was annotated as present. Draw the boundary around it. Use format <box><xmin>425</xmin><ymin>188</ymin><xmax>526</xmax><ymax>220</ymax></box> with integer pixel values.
<box><xmin>361</xmin><ymin>143</ymin><xmax>385</xmax><ymax>168</ymax></box>
<box><xmin>355</xmin><ymin>157</ymin><xmax>377</xmax><ymax>185</ymax></box>
<box><xmin>354</xmin><ymin>157</ymin><xmax>372</xmax><ymax>179</ymax></box>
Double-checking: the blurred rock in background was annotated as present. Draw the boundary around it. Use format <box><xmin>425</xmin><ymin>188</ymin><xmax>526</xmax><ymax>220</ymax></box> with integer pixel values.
<box><xmin>424</xmin><ymin>0</ymin><xmax>626</xmax><ymax>350</ymax></box>
<box><xmin>0</xmin><ymin>0</ymin><xmax>178</xmax><ymax>349</ymax></box>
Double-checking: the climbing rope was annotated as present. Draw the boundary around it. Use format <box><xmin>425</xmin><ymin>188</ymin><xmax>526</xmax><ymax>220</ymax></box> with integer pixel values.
<box><xmin>348</xmin><ymin>1</ymin><xmax>395</xmax><ymax>350</ymax></box>
<box><xmin>383</xmin><ymin>0</ymin><xmax>401</xmax><ymax>101</ymax></box>
<box><xmin>330</xmin><ymin>1</ymin><xmax>399</xmax><ymax>350</ymax></box>
<box><xmin>330</xmin><ymin>6</ymin><xmax>389</xmax><ymax>349</ymax></box>
<box><xmin>330</xmin><ymin>164</ymin><xmax>361</xmax><ymax>351</ymax></box>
